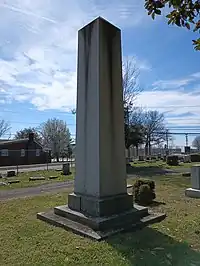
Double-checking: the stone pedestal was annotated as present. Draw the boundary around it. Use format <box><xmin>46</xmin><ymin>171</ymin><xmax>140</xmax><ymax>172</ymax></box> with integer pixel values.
<box><xmin>183</xmin><ymin>155</ymin><xmax>190</xmax><ymax>163</ymax></box>
<box><xmin>37</xmin><ymin>17</ymin><xmax>165</xmax><ymax>240</ymax></box>
<box><xmin>185</xmin><ymin>165</ymin><xmax>200</xmax><ymax>198</ymax></box>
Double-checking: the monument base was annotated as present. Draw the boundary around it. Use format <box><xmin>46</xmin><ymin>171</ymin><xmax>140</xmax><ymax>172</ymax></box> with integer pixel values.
<box><xmin>37</xmin><ymin>204</ymin><xmax>166</xmax><ymax>241</ymax></box>
<box><xmin>68</xmin><ymin>192</ymin><xmax>133</xmax><ymax>217</ymax></box>
<box><xmin>185</xmin><ymin>188</ymin><xmax>200</xmax><ymax>198</ymax></box>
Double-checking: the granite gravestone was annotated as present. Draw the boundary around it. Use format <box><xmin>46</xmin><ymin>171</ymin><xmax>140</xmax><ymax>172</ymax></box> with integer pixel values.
<box><xmin>37</xmin><ymin>17</ymin><xmax>165</xmax><ymax>240</ymax></box>
<box><xmin>185</xmin><ymin>165</ymin><xmax>200</xmax><ymax>198</ymax></box>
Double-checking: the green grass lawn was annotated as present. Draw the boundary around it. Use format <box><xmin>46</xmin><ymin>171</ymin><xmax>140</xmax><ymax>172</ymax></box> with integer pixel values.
<box><xmin>1</xmin><ymin>174</ymin><xmax>200</xmax><ymax>265</ymax></box>
<box><xmin>0</xmin><ymin>160</ymin><xmax>196</xmax><ymax>190</ymax></box>
<box><xmin>0</xmin><ymin>170</ymin><xmax>74</xmax><ymax>190</ymax></box>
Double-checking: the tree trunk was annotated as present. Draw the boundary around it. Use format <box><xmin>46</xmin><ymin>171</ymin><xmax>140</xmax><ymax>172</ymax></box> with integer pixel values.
<box><xmin>56</xmin><ymin>154</ymin><xmax>59</xmax><ymax>162</ymax></box>
<box><xmin>127</xmin><ymin>147</ymin><xmax>131</xmax><ymax>159</ymax></box>
<box><xmin>136</xmin><ymin>145</ymin><xmax>139</xmax><ymax>157</ymax></box>
<box><xmin>148</xmin><ymin>142</ymin><xmax>151</xmax><ymax>156</ymax></box>
<box><xmin>145</xmin><ymin>144</ymin><xmax>148</xmax><ymax>156</ymax></box>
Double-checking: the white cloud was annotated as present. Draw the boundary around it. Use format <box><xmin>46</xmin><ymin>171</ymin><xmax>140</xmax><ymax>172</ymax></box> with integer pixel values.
<box><xmin>153</xmin><ymin>78</ymin><xmax>192</xmax><ymax>89</ymax></box>
<box><xmin>191</xmin><ymin>72</ymin><xmax>200</xmax><ymax>79</ymax></box>
<box><xmin>2</xmin><ymin>0</ymin><xmax>198</xmax><ymax>134</ymax></box>
<box><xmin>135</xmin><ymin>88</ymin><xmax>200</xmax><ymax>127</ymax></box>
<box><xmin>137</xmin><ymin>59</ymin><xmax>152</xmax><ymax>72</ymax></box>
<box><xmin>0</xmin><ymin>0</ymin><xmax>148</xmax><ymax>111</ymax></box>
<box><xmin>153</xmin><ymin>72</ymin><xmax>200</xmax><ymax>90</ymax></box>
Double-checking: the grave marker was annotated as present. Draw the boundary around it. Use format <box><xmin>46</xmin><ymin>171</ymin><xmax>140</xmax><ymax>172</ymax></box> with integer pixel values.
<box><xmin>37</xmin><ymin>17</ymin><xmax>165</xmax><ymax>240</ymax></box>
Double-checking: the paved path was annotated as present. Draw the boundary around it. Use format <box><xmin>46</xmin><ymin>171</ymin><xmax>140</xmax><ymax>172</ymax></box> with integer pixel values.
<box><xmin>0</xmin><ymin>180</ymin><xmax>74</xmax><ymax>201</ymax></box>
<box><xmin>0</xmin><ymin>167</ymin><xmax>190</xmax><ymax>202</ymax></box>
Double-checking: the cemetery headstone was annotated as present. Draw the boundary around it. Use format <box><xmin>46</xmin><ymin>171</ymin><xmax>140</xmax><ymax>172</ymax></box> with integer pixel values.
<box><xmin>183</xmin><ymin>155</ymin><xmax>190</xmax><ymax>163</ymax></box>
<box><xmin>0</xmin><ymin>181</ymin><xmax>7</xmax><ymax>186</ymax></box>
<box><xmin>62</xmin><ymin>163</ymin><xmax>71</xmax><ymax>175</ymax></box>
<box><xmin>49</xmin><ymin>176</ymin><xmax>58</xmax><ymax>180</ymax></box>
<box><xmin>139</xmin><ymin>155</ymin><xmax>144</xmax><ymax>161</ymax></box>
<box><xmin>7</xmin><ymin>171</ymin><xmax>16</xmax><ymax>177</ymax></box>
<box><xmin>8</xmin><ymin>180</ymin><xmax>20</xmax><ymax>184</ymax></box>
<box><xmin>29</xmin><ymin>176</ymin><xmax>45</xmax><ymax>181</ymax></box>
<box><xmin>37</xmin><ymin>17</ymin><xmax>165</xmax><ymax>240</ymax></box>
<box><xmin>185</xmin><ymin>165</ymin><xmax>200</xmax><ymax>198</ymax></box>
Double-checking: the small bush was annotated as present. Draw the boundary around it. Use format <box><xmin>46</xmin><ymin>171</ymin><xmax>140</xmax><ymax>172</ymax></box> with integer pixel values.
<box><xmin>190</xmin><ymin>154</ymin><xmax>200</xmax><ymax>162</ymax></box>
<box><xmin>133</xmin><ymin>179</ymin><xmax>156</xmax><ymax>205</ymax></box>
<box><xmin>137</xmin><ymin>185</ymin><xmax>155</xmax><ymax>205</ymax></box>
<box><xmin>167</xmin><ymin>155</ymin><xmax>179</xmax><ymax>166</ymax></box>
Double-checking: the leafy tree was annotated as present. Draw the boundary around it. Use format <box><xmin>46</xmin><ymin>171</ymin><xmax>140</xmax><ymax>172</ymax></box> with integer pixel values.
<box><xmin>40</xmin><ymin>118</ymin><xmax>72</xmax><ymax>162</ymax></box>
<box><xmin>0</xmin><ymin>119</ymin><xmax>11</xmax><ymax>138</ymax></box>
<box><xmin>144</xmin><ymin>0</ymin><xmax>200</xmax><ymax>50</ymax></box>
<box><xmin>193</xmin><ymin>135</ymin><xmax>200</xmax><ymax>150</ymax></box>
<box><xmin>14</xmin><ymin>127</ymin><xmax>42</xmax><ymax>143</ymax></box>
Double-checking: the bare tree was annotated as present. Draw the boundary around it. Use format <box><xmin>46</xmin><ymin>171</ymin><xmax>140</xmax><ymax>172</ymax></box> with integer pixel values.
<box><xmin>40</xmin><ymin>118</ymin><xmax>72</xmax><ymax>162</ymax></box>
<box><xmin>71</xmin><ymin>57</ymin><xmax>142</xmax><ymax>115</ymax></box>
<box><xmin>122</xmin><ymin>56</ymin><xmax>142</xmax><ymax>107</ymax></box>
<box><xmin>123</xmin><ymin>57</ymin><xmax>143</xmax><ymax>158</ymax></box>
<box><xmin>142</xmin><ymin>110</ymin><xmax>167</xmax><ymax>156</ymax></box>
<box><xmin>129</xmin><ymin>107</ymin><xmax>145</xmax><ymax>125</ymax></box>
<box><xmin>0</xmin><ymin>119</ymin><xmax>11</xmax><ymax>138</ymax></box>
<box><xmin>193</xmin><ymin>136</ymin><xmax>200</xmax><ymax>151</ymax></box>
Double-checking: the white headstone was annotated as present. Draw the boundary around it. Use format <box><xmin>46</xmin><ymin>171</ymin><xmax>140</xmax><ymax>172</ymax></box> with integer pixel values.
<box><xmin>191</xmin><ymin>165</ymin><xmax>200</xmax><ymax>189</ymax></box>
<box><xmin>185</xmin><ymin>165</ymin><xmax>200</xmax><ymax>198</ymax></box>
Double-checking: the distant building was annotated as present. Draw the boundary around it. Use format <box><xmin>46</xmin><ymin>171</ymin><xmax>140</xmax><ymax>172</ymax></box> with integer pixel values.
<box><xmin>0</xmin><ymin>133</ymin><xmax>51</xmax><ymax>166</ymax></box>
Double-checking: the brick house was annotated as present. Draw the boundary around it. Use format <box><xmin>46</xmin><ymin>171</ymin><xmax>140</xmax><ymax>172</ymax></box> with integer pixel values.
<box><xmin>0</xmin><ymin>133</ymin><xmax>51</xmax><ymax>166</ymax></box>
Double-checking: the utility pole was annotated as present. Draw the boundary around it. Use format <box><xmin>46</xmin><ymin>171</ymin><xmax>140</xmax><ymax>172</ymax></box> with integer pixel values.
<box><xmin>185</xmin><ymin>133</ymin><xmax>188</xmax><ymax>147</ymax></box>
<box><xmin>166</xmin><ymin>129</ymin><xmax>169</xmax><ymax>149</ymax></box>
<box><xmin>126</xmin><ymin>105</ymin><xmax>130</xmax><ymax>159</ymax></box>
<box><xmin>165</xmin><ymin>129</ymin><xmax>169</xmax><ymax>156</ymax></box>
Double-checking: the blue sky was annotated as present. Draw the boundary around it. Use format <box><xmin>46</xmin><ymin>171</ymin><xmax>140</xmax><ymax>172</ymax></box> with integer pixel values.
<box><xmin>0</xmin><ymin>0</ymin><xmax>200</xmax><ymax>146</ymax></box>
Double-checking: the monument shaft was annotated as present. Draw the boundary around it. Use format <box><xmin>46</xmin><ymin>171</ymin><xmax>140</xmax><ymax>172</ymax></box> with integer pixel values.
<box><xmin>75</xmin><ymin>18</ymin><xmax>126</xmax><ymax>197</ymax></box>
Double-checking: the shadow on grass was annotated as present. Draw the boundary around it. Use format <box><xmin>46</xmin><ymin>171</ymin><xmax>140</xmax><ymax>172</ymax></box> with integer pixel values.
<box><xmin>107</xmin><ymin>227</ymin><xmax>200</xmax><ymax>266</ymax></box>
<box><xmin>126</xmin><ymin>165</ymin><xmax>176</xmax><ymax>177</ymax></box>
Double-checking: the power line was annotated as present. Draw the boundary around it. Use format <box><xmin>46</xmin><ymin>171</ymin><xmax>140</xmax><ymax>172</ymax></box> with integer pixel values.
<box><xmin>167</xmin><ymin>128</ymin><xmax>200</xmax><ymax>130</ymax></box>
<box><xmin>166</xmin><ymin>118</ymin><xmax>200</xmax><ymax>121</ymax></box>
<box><xmin>0</xmin><ymin>121</ymin><xmax>76</xmax><ymax>126</ymax></box>
<box><xmin>0</xmin><ymin>109</ymin><xmax>76</xmax><ymax>115</ymax></box>
<box><xmin>0</xmin><ymin>104</ymin><xmax>199</xmax><ymax>115</ymax></box>
<box><xmin>156</xmin><ymin>132</ymin><xmax>200</xmax><ymax>135</ymax></box>
<box><xmin>140</xmin><ymin>105</ymin><xmax>200</xmax><ymax>109</ymax></box>
<box><xmin>5</xmin><ymin>120</ymin><xmax>200</xmax><ymax>127</ymax></box>
<box><xmin>1</xmin><ymin>133</ymin><xmax>76</xmax><ymax>137</ymax></box>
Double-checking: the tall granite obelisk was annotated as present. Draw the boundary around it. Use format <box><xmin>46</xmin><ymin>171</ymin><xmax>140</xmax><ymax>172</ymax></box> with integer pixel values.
<box><xmin>37</xmin><ymin>17</ymin><xmax>165</xmax><ymax>240</ymax></box>
<box><xmin>67</xmin><ymin>17</ymin><xmax>133</xmax><ymax>216</ymax></box>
